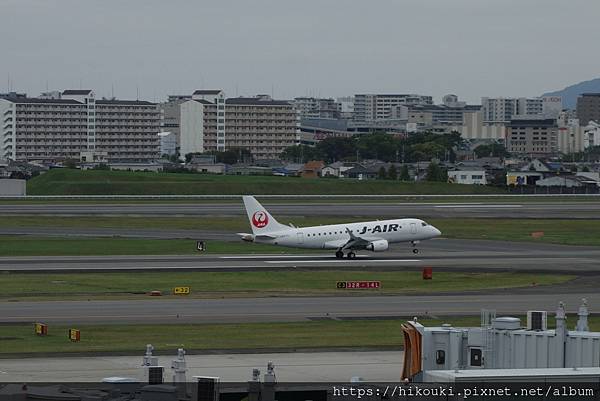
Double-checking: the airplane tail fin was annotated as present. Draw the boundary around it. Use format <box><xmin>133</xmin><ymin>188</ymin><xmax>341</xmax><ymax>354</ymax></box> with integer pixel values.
<box><xmin>242</xmin><ymin>196</ymin><xmax>290</xmax><ymax>235</ymax></box>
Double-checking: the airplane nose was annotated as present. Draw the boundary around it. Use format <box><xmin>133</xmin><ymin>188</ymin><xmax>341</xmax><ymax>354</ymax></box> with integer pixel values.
<box><xmin>432</xmin><ymin>226</ymin><xmax>442</xmax><ymax>237</ymax></box>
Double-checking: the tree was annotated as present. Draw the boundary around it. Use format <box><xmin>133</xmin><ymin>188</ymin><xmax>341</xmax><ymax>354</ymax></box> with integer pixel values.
<box><xmin>377</xmin><ymin>166</ymin><xmax>387</xmax><ymax>179</ymax></box>
<box><xmin>425</xmin><ymin>161</ymin><xmax>448</xmax><ymax>182</ymax></box>
<box><xmin>315</xmin><ymin>137</ymin><xmax>356</xmax><ymax>163</ymax></box>
<box><xmin>388</xmin><ymin>165</ymin><xmax>398</xmax><ymax>180</ymax></box>
<box><xmin>355</xmin><ymin>132</ymin><xmax>402</xmax><ymax>162</ymax></box>
<box><xmin>474</xmin><ymin>143</ymin><xmax>509</xmax><ymax>158</ymax></box>
<box><xmin>280</xmin><ymin>145</ymin><xmax>321</xmax><ymax>163</ymax></box>
<box><xmin>399</xmin><ymin>164</ymin><xmax>410</xmax><ymax>181</ymax></box>
<box><xmin>410</xmin><ymin>142</ymin><xmax>447</xmax><ymax>161</ymax></box>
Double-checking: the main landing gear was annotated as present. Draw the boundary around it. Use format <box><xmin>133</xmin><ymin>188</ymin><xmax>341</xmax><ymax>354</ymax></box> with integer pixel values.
<box><xmin>335</xmin><ymin>250</ymin><xmax>356</xmax><ymax>259</ymax></box>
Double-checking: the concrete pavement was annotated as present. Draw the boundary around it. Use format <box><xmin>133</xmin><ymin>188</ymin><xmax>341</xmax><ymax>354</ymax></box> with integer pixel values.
<box><xmin>0</xmin><ymin>351</ymin><xmax>403</xmax><ymax>382</ymax></box>
<box><xmin>2</xmin><ymin>201</ymin><xmax>600</xmax><ymax>218</ymax></box>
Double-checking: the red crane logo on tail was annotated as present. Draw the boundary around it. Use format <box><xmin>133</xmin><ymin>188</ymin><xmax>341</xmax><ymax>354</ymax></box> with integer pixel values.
<box><xmin>252</xmin><ymin>211</ymin><xmax>269</xmax><ymax>228</ymax></box>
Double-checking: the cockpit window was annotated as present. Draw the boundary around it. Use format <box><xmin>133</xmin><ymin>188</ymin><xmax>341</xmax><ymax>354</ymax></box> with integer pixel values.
<box><xmin>421</xmin><ymin>222</ymin><xmax>428</xmax><ymax>227</ymax></box>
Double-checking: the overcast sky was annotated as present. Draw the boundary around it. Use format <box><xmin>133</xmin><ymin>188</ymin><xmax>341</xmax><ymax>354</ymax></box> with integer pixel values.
<box><xmin>2</xmin><ymin>0</ymin><xmax>599</xmax><ymax>103</ymax></box>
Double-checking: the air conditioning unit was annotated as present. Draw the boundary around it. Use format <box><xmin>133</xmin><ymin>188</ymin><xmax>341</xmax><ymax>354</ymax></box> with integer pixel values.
<box><xmin>193</xmin><ymin>376</ymin><xmax>220</xmax><ymax>401</ymax></box>
<box><xmin>527</xmin><ymin>311</ymin><xmax>547</xmax><ymax>331</ymax></box>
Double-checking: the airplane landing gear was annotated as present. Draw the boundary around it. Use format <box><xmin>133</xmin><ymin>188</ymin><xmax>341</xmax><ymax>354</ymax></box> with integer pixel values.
<box><xmin>335</xmin><ymin>250</ymin><xmax>344</xmax><ymax>259</ymax></box>
<box><xmin>413</xmin><ymin>248</ymin><xmax>419</xmax><ymax>254</ymax></box>
<box><xmin>411</xmin><ymin>241</ymin><xmax>419</xmax><ymax>254</ymax></box>
<box><xmin>347</xmin><ymin>251</ymin><xmax>356</xmax><ymax>259</ymax></box>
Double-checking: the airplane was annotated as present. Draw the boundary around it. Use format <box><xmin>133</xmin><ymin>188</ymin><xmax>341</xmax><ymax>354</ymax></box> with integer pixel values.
<box><xmin>238</xmin><ymin>196</ymin><xmax>442</xmax><ymax>259</ymax></box>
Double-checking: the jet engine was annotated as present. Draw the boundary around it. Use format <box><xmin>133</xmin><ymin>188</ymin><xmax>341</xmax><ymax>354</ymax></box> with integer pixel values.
<box><xmin>366</xmin><ymin>239</ymin><xmax>389</xmax><ymax>252</ymax></box>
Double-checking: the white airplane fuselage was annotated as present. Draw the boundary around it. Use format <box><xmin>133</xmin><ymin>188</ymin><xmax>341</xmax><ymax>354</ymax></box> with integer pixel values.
<box><xmin>240</xmin><ymin>196</ymin><xmax>441</xmax><ymax>257</ymax></box>
<box><xmin>253</xmin><ymin>218</ymin><xmax>440</xmax><ymax>250</ymax></box>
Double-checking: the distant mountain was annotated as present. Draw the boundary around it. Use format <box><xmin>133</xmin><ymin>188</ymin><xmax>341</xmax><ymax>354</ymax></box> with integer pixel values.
<box><xmin>542</xmin><ymin>77</ymin><xmax>600</xmax><ymax>110</ymax></box>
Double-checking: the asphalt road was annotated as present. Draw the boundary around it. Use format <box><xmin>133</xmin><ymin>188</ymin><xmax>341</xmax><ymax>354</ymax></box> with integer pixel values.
<box><xmin>2</xmin><ymin>201</ymin><xmax>600</xmax><ymax>218</ymax></box>
<box><xmin>1</xmin><ymin>239</ymin><xmax>598</xmax><ymax>274</ymax></box>
<box><xmin>0</xmin><ymin>292</ymin><xmax>596</xmax><ymax>325</ymax></box>
<box><xmin>0</xmin><ymin>351</ymin><xmax>403</xmax><ymax>382</ymax></box>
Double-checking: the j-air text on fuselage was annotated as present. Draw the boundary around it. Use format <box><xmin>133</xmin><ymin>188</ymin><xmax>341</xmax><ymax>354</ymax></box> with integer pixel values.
<box><xmin>238</xmin><ymin>196</ymin><xmax>442</xmax><ymax>259</ymax></box>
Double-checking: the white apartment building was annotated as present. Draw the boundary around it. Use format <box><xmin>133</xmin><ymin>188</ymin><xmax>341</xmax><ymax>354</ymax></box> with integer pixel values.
<box><xmin>556</xmin><ymin>112</ymin><xmax>584</xmax><ymax>154</ymax></box>
<box><xmin>292</xmin><ymin>97</ymin><xmax>340</xmax><ymax>119</ymax></box>
<box><xmin>180</xmin><ymin>92</ymin><xmax>299</xmax><ymax>160</ymax></box>
<box><xmin>337</xmin><ymin>96</ymin><xmax>354</xmax><ymax>119</ymax></box>
<box><xmin>0</xmin><ymin>90</ymin><xmax>160</xmax><ymax>162</ymax></box>
<box><xmin>481</xmin><ymin>96</ymin><xmax>562</xmax><ymax>123</ymax></box>
<box><xmin>353</xmin><ymin>94</ymin><xmax>433</xmax><ymax>123</ymax></box>
<box><xmin>584</xmin><ymin>121</ymin><xmax>600</xmax><ymax>149</ymax></box>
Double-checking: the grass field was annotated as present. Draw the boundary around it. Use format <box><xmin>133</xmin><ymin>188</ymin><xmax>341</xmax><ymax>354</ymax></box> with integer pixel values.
<box><xmin>0</xmin><ymin>216</ymin><xmax>599</xmax><ymax>249</ymax></box>
<box><xmin>0</xmin><ymin>271</ymin><xmax>571</xmax><ymax>300</ymax></box>
<box><xmin>0</xmin><ymin>237</ymin><xmax>299</xmax><ymax>256</ymax></box>
<box><xmin>3</xmin><ymin>315</ymin><xmax>600</xmax><ymax>356</ymax></box>
<box><xmin>27</xmin><ymin>169</ymin><xmax>506</xmax><ymax>195</ymax></box>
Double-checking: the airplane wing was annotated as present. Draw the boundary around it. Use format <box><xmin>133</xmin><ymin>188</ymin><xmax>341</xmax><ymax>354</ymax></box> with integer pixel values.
<box><xmin>340</xmin><ymin>227</ymin><xmax>380</xmax><ymax>250</ymax></box>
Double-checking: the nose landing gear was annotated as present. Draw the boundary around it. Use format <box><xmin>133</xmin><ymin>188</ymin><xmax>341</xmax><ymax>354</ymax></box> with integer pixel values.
<box><xmin>411</xmin><ymin>241</ymin><xmax>419</xmax><ymax>254</ymax></box>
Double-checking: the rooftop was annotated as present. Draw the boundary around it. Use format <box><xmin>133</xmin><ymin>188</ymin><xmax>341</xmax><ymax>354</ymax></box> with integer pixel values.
<box><xmin>96</xmin><ymin>99</ymin><xmax>156</xmax><ymax>106</ymax></box>
<box><xmin>192</xmin><ymin>90</ymin><xmax>222</xmax><ymax>95</ymax></box>
<box><xmin>62</xmin><ymin>89</ymin><xmax>93</xmax><ymax>95</ymax></box>
<box><xmin>3</xmin><ymin>98</ymin><xmax>82</xmax><ymax>105</ymax></box>
<box><xmin>226</xmin><ymin>97</ymin><xmax>292</xmax><ymax>106</ymax></box>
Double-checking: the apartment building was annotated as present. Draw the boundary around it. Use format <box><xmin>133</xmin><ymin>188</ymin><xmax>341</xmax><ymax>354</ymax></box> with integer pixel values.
<box><xmin>353</xmin><ymin>94</ymin><xmax>433</xmax><ymax>123</ymax></box>
<box><xmin>292</xmin><ymin>97</ymin><xmax>340</xmax><ymax>119</ymax></box>
<box><xmin>506</xmin><ymin>117</ymin><xmax>558</xmax><ymax>156</ymax></box>
<box><xmin>556</xmin><ymin>112</ymin><xmax>584</xmax><ymax>154</ymax></box>
<box><xmin>180</xmin><ymin>92</ymin><xmax>299</xmax><ymax>160</ymax></box>
<box><xmin>481</xmin><ymin>96</ymin><xmax>562</xmax><ymax>123</ymax></box>
<box><xmin>0</xmin><ymin>90</ymin><xmax>160</xmax><ymax>162</ymax></box>
<box><xmin>576</xmin><ymin>93</ymin><xmax>600</xmax><ymax>125</ymax></box>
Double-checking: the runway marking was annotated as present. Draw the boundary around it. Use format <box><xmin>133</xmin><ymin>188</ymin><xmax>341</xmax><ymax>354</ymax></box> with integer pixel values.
<box><xmin>434</xmin><ymin>205</ymin><xmax>522</xmax><ymax>208</ymax></box>
<box><xmin>219</xmin><ymin>255</ymin><xmax>352</xmax><ymax>259</ymax></box>
<box><xmin>266</xmin><ymin>259</ymin><xmax>421</xmax><ymax>264</ymax></box>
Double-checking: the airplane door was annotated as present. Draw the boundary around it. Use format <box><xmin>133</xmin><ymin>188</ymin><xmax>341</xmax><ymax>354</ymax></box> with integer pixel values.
<box><xmin>297</xmin><ymin>232</ymin><xmax>304</xmax><ymax>244</ymax></box>
<box><xmin>410</xmin><ymin>222</ymin><xmax>417</xmax><ymax>234</ymax></box>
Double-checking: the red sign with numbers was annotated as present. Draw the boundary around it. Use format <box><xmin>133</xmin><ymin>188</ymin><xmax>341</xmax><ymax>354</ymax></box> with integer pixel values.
<box><xmin>337</xmin><ymin>281</ymin><xmax>381</xmax><ymax>289</ymax></box>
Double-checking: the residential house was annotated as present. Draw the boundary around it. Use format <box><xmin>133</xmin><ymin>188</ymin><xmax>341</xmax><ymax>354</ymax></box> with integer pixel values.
<box><xmin>301</xmin><ymin>160</ymin><xmax>325</xmax><ymax>178</ymax></box>
<box><xmin>447</xmin><ymin>169</ymin><xmax>487</xmax><ymax>185</ymax></box>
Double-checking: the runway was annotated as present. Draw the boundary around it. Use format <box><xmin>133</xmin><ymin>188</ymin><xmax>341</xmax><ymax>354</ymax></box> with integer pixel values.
<box><xmin>0</xmin><ymin>292</ymin><xmax>596</xmax><ymax>325</ymax></box>
<box><xmin>0</xmin><ymin>351</ymin><xmax>403</xmax><ymax>382</ymax></box>
<box><xmin>2</xmin><ymin>201</ymin><xmax>600</xmax><ymax>218</ymax></box>
<box><xmin>1</xmin><ymin>239</ymin><xmax>598</xmax><ymax>274</ymax></box>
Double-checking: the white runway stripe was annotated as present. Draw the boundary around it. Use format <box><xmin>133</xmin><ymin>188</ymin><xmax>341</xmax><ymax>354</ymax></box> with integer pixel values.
<box><xmin>219</xmin><ymin>255</ymin><xmax>353</xmax><ymax>259</ymax></box>
<box><xmin>434</xmin><ymin>205</ymin><xmax>522</xmax><ymax>208</ymax></box>
<box><xmin>266</xmin><ymin>259</ymin><xmax>421</xmax><ymax>264</ymax></box>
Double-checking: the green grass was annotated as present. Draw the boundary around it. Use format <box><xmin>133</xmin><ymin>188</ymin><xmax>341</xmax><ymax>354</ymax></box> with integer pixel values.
<box><xmin>430</xmin><ymin>219</ymin><xmax>600</xmax><ymax>247</ymax></box>
<box><xmin>1</xmin><ymin>216</ymin><xmax>599</xmax><ymax>247</ymax></box>
<box><xmin>0</xmin><ymin>271</ymin><xmax>571</xmax><ymax>300</ymax></box>
<box><xmin>3</xmin><ymin>316</ymin><xmax>600</xmax><ymax>356</ymax></box>
<box><xmin>27</xmin><ymin>169</ymin><xmax>506</xmax><ymax>195</ymax></box>
<box><xmin>0</xmin><ymin>237</ymin><xmax>301</xmax><ymax>256</ymax></box>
